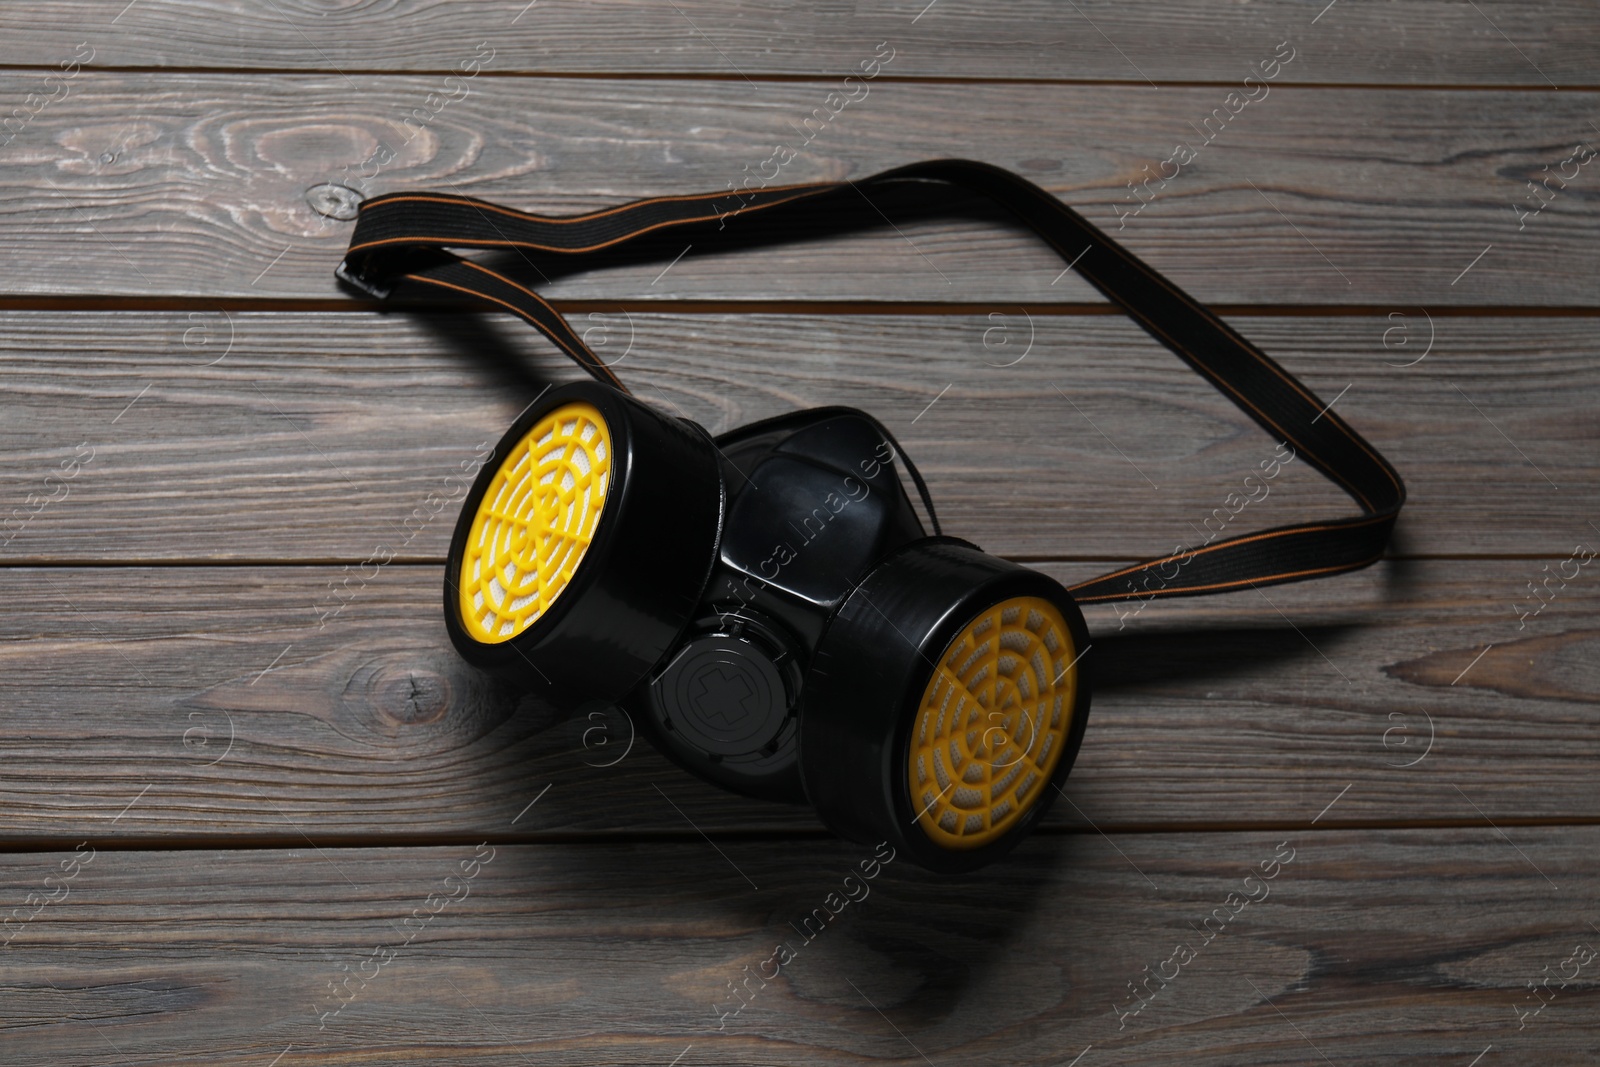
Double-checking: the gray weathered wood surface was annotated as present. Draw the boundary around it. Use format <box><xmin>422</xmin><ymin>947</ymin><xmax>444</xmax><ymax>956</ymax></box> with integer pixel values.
<box><xmin>2</xmin><ymin>833</ymin><xmax>1596</xmax><ymax>1065</ymax></box>
<box><xmin>2</xmin><ymin>0</ymin><xmax>1594</xmax><ymax>84</ymax></box>
<box><xmin>1</xmin><ymin>1</ymin><xmax>1596</xmax><ymax>1063</ymax></box>
<box><xmin>0</xmin><ymin>311</ymin><xmax>1591</xmax><ymax>560</ymax></box>
<box><xmin>0</xmin><ymin>76</ymin><xmax>1596</xmax><ymax>304</ymax></box>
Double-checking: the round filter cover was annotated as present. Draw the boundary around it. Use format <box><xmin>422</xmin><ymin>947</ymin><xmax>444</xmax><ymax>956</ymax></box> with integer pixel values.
<box><xmin>908</xmin><ymin>594</ymin><xmax>1079</xmax><ymax>849</ymax></box>
<box><xmin>458</xmin><ymin>401</ymin><xmax>611</xmax><ymax>643</ymax></box>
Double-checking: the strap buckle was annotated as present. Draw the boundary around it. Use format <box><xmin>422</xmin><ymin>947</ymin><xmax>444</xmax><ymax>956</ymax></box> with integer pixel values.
<box><xmin>334</xmin><ymin>256</ymin><xmax>395</xmax><ymax>300</ymax></box>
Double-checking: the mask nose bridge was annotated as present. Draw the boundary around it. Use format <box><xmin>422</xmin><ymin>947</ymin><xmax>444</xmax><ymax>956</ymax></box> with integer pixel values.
<box><xmin>714</xmin><ymin>411</ymin><xmax>927</xmax><ymax>636</ymax></box>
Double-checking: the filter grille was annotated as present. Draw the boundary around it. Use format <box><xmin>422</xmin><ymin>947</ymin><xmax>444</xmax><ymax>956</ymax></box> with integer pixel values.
<box><xmin>458</xmin><ymin>401</ymin><xmax>611</xmax><ymax>644</ymax></box>
<box><xmin>908</xmin><ymin>595</ymin><xmax>1078</xmax><ymax>849</ymax></box>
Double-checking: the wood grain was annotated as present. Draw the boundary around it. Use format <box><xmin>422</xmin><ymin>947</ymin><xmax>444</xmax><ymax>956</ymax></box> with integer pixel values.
<box><xmin>1</xmin><ymin>0</ymin><xmax>1594</xmax><ymax>86</ymax></box>
<box><xmin>1</xmin><ymin>831</ymin><xmax>1595</xmax><ymax>1065</ymax></box>
<box><xmin>1</xmin><ymin>311</ymin><xmax>1593</xmax><ymax>562</ymax></box>
<box><xmin>0</xmin><ymin>76</ymin><xmax>1595</xmax><ymax>304</ymax></box>
<box><xmin>2</xmin><ymin>0</ymin><xmax>1594</xmax><ymax>1061</ymax></box>
<box><xmin>0</xmin><ymin>559</ymin><xmax>1595</xmax><ymax>841</ymax></box>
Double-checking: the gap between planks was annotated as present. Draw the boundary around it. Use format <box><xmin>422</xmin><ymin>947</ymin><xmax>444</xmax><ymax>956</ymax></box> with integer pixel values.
<box><xmin>0</xmin><ymin>551</ymin><xmax>1584</xmax><ymax>569</ymax></box>
<box><xmin>0</xmin><ymin>64</ymin><xmax>1592</xmax><ymax>92</ymax></box>
<box><xmin>8</xmin><ymin>815</ymin><xmax>1600</xmax><ymax>856</ymax></box>
<box><xmin>2</xmin><ymin>298</ymin><xmax>1598</xmax><ymax>317</ymax></box>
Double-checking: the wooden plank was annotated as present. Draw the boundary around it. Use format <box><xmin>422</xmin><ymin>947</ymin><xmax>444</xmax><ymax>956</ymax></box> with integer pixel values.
<box><xmin>1</xmin><ymin>311</ymin><xmax>1591</xmax><ymax>560</ymax></box>
<box><xmin>1</xmin><ymin>1</ymin><xmax>1593</xmax><ymax>86</ymax></box>
<box><xmin>0</xmin><ymin>75</ymin><xmax>1596</xmax><ymax>304</ymax></box>
<box><xmin>0</xmin><ymin>831</ymin><xmax>1595</xmax><ymax>1064</ymax></box>
<box><xmin>1</xmin><ymin>558</ymin><xmax>1596</xmax><ymax>840</ymax></box>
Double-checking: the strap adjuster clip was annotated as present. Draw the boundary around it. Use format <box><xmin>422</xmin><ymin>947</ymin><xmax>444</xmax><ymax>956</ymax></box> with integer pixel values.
<box><xmin>335</xmin><ymin>257</ymin><xmax>394</xmax><ymax>301</ymax></box>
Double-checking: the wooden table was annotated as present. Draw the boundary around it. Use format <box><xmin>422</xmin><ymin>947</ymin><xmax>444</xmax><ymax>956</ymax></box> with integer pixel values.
<box><xmin>2</xmin><ymin>2</ymin><xmax>1596</xmax><ymax>1063</ymax></box>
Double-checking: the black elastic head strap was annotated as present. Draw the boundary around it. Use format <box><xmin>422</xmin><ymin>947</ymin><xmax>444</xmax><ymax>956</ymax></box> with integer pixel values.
<box><xmin>337</xmin><ymin>159</ymin><xmax>1404</xmax><ymax>604</ymax></box>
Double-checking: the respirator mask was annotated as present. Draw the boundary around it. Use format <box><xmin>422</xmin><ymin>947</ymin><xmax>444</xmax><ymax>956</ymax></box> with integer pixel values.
<box><xmin>337</xmin><ymin>159</ymin><xmax>1404</xmax><ymax>873</ymax></box>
